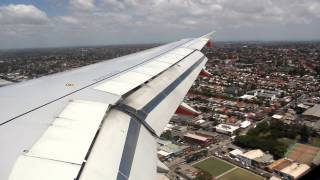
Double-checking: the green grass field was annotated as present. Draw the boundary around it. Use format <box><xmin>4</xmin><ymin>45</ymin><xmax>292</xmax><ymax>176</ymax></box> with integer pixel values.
<box><xmin>217</xmin><ymin>168</ymin><xmax>265</xmax><ymax>180</ymax></box>
<box><xmin>194</xmin><ymin>157</ymin><xmax>235</xmax><ymax>177</ymax></box>
<box><xmin>311</xmin><ymin>138</ymin><xmax>320</xmax><ymax>147</ymax></box>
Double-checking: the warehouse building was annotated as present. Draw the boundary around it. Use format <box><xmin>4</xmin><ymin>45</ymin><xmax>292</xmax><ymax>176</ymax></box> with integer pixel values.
<box><xmin>268</xmin><ymin>158</ymin><xmax>310</xmax><ymax>180</ymax></box>
<box><xmin>238</xmin><ymin>149</ymin><xmax>273</xmax><ymax>168</ymax></box>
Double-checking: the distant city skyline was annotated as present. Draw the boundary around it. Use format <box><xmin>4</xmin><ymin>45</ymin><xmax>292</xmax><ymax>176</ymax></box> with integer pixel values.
<box><xmin>0</xmin><ymin>0</ymin><xmax>320</xmax><ymax>49</ymax></box>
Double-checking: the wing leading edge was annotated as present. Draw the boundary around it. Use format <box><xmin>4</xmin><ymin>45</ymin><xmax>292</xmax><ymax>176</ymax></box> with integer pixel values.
<box><xmin>5</xmin><ymin>31</ymin><xmax>215</xmax><ymax>180</ymax></box>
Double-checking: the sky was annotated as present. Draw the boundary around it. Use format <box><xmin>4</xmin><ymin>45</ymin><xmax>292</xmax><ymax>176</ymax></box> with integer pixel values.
<box><xmin>0</xmin><ymin>0</ymin><xmax>319</xmax><ymax>49</ymax></box>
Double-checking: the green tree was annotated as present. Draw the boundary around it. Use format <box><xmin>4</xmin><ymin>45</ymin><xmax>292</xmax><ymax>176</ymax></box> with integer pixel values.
<box><xmin>300</xmin><ymin>125</ymin><xmax>311</xmax><ymax>143</ymax></box>
<box><xmin>160</xmin><ymin>130</ymin><xmax>172</xmax><ymax>141</ymax></box>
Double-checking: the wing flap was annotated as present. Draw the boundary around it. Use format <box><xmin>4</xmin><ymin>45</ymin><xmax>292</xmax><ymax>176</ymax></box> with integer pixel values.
<box><xmin>127</xmin><ymin>125</ymin><xmax>157</xmax><ymax>180</ymax></box>
<box><xmin>78</xmin><ymin>109</ymin><xmax>157</xmax><ymax>180</ymax></box>
<box><xmin>8</xmin><ymin>156</ymin><xmax>81</xmax><ymax>180</ymax></box>
<box><xmin>26</xmin><ymin>100</ymin><xmax>109</xmax><ymax>164</ymax></box>
<box><xmin>79</xmin><ymin>110</ymin><xmax>131</xmax><ymax>180</ymax></box>
<box><xmin>9</xmin><ymin>100</ymin><xmax>109</xmax><ymax>180</ymax></box>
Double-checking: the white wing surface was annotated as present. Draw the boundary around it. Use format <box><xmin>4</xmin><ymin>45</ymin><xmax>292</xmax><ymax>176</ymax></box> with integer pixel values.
<box><xmin>0</xmin><ymin>31</ymin><xmax>215</xmax><ymax>180</ymax></box>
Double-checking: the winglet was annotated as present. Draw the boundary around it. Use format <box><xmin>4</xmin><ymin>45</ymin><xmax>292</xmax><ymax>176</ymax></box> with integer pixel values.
<box><xmin>200</xmin><ymin>31</ymin><xmax>216</xmax><ymax>40</ymax></box>
<box><xmin>182</xmin><ymin>31</ymin><xmax>216</xmax><ymax>50</ymax></box>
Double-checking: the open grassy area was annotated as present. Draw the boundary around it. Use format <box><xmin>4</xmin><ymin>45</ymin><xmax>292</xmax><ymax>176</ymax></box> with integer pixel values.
<box><xmin>311</xmin><ymin>138</ymin><xmax>320</xmax><ymax>148</ymax></box>
<box><xmin>217</xmin><ymin>168</ymin><xmax>265</xmax><ymax>180</ymax></box>
<box><xmin>194</xmin><ymin>157</ymin><xmax>235</xmax><ymax>177</ymax></box>
<box><xmin>278</xmin><ymin>137</ymin><xmax>296</xmax><ymax>147</ymax></box>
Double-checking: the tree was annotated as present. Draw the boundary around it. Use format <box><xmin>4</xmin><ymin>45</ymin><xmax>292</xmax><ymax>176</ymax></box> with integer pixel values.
<box><xmin>234</xmin><ymin>119</ymin><xmax>316</xmax><ymax>159</ymax></box>
<box><xmin>300</xmin><ymin>125</ymin><xmax>311</xmax><ymax>143</ymax></box>
<box><xmin>160</xmin><ymin>130</ymin><xmax>172</xmax><ymax>141</ymax></box>
<box><xmin>247</xmin><ymin>121</ymin><xmax>268</xmax><ymax>136</ymax></box>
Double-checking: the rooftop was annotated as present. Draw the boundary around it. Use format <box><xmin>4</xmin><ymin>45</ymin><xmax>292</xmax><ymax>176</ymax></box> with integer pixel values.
<box><xmin>281</xmin><ymin>163</ymin><xmax>310</xmax><ymax>178</ymax></box>
<box><xmin>268</xmin><ymin>158</ymin><xmax>292</xmax><ymax>171</ymax></box>
<box><xmin>229</xmin><ymin>149</ymin><xmax>243</xmax><ymax>156</ymax></box>
<box><xmin>240</xmin><ymin>149</ymin><xmax>264</xmax><ymax>160</ymax></box>
<box><xmin>157</xmin><ymin>150</ymin><xmax>172</xmax><ymax>157</ymax></box>
<box><xmin>184</xmin><ymin>133</ymin><xmax>210</xmax><ymax>142</ymax></box>
<box><xmin>159</xmin><ymin>143</ymin><xmax>186</xmax><ymax>154</ymax></box>
<box><xmin>303</xmin><ymin>104</ymin><xmax>320</xmax><ymax>118</ymax></box>
<box><xmin>215</xmin><ymin>124</ymin><xmax>239</xmax><ymax>132</ymax></box>
<box><xmin>272</xmin><ymin>114</ymin><xmax>283</xmax><ymax>120</ymax></box>
<box><xmin>240</xmin><ymin>120</ymin><xmax>251</xmax><ymax>128</ymax></box>
<box><xmin>268</xmin><ymin>158</ymin><xmax>310</xmax><ymax>179</ymax></box>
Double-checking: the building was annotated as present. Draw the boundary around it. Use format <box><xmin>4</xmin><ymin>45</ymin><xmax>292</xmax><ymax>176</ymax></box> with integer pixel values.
<box><xmin>272</xmin><ymin>114</ymin><xmax>284</xmax><ymax>120</ymax></box>
<box><xmin>157</xmin><ymin>150</ymin><xmax>172</xmax><ymax>161</ymax></box>
<box><xmin>171</xmin><ymin>126</ymin><xmax>188</xmax><ymax>136</ymax></box>
<box><xmin>302</xmin><ymin>104</ymin><xmax>320</xmax><ymax>121</ymax></box>
<box><xmin>195</xmin><ymin>130</ymin><xmax>220</xmax><ymax>140</ymax></box>
<box><xmin>246</xmin><ymin>89</ymin><xmax>282</xmax><ymax>101</ymax></box>
<box><xmin>238</xmin><ymin>149</ymin><xmax>273</xmax><ymax>168</ymax></box>
<box><xmin>240</xmin><ymin>120</ymin><xmax>251</xmax><ymax>128</ymax></box>
<box><xmin>157</xmin><ymin>143</ymin><xmax>190</xmax><ymax>161</ymax></box>
<box><xmin>183</xmin><ymin>133</ymin><xmax>213</xmax><ymax>147</ymax></box>
<box><xmin>240</xmin><ymin>94</ymin><xmax>256</xmax><ymax>100</ymax></box>
<box><xmin>224</xmin><ymin>86</ymin><xmax>241</xmax><ymax>96</ymax></box>
<box><xmin>176</xmin><ymin>164</ymin><xmax>201</xmax><ymax>180</ymax></box>
<box><xmin>229</xmin><ymin>149</ymin><xmax>243</xmax><ymax>158</ymax></box>
<box><xmin>268</xmin><ymin>158</ymin><xmax>310</xmax><ymax>180</ymax></box>
<box><xmin>297</xmin><ymin>103</ymin><xmax>310</xmax><ymax>110</ymax></box>
<box><xmin>215</xmin><ymin>124</ymin><xmax>239</xmax><ymax>136</ymax></box>
<box><xmin>156</xmin><ymin>139</ymin><xmax>172</xmax><ymax>147</ymax></box>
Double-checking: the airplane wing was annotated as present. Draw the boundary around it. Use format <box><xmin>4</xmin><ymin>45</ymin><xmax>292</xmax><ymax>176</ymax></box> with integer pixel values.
<box><xmin>0</xmin><ymin>31</ymin><xmax>215</xmax><ymax>180</ymax></box>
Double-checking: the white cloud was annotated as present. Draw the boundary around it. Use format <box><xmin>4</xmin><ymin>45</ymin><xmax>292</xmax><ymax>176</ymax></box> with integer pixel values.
<box><xmin>70</xmin><ymin>0</ymin><xmax>95</xmax><ymax>11</ymax></box>
<box><xmin>58</xmin><ymin>16</ymin><xmax>80</xmax><ymax>25</ymax></box>
<box><xmin>0</xmin><ymin>4</ymin><xmax>49</xmax><ymax>25</ymax></box>
<box><xmin>0</xmin><ymin>0</ymin><xmax>320</xmax><ymax>48</ymax></box>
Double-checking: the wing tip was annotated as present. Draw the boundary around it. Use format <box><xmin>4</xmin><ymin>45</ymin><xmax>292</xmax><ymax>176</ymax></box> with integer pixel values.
<box><xmin>200</xmin><ymin>31</ymin><xmax>216</xmax><ymax>39</ymax></box>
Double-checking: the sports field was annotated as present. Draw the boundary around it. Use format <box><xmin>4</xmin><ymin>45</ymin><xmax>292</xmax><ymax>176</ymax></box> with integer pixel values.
<box><xmin>194</xmin><ymin>157</ymin><xmax>265</xmax><ymax>180</ymax></box>
<box><xmin>217</xmin><ymin>168</ymin><xmax>265</xmax><ymax>180</ymax></box>
<box><xmin>194</xmin><ymin>157</ymin><xmax>235</xmax><ymax>177</ymax></box>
